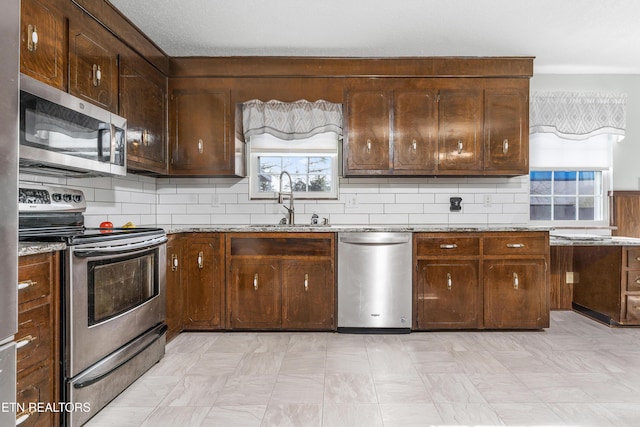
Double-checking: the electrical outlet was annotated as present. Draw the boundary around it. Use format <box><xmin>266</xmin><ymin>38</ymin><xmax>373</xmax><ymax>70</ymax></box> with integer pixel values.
<box><xmin>483</xmin><ymin>195</ymin><xmax>492</xmax><ymax>207</ymax></box>
<box><xmin>346</xmin><ymin>194</ymin><xmax>358</xmax><ymax>208</ymax></box>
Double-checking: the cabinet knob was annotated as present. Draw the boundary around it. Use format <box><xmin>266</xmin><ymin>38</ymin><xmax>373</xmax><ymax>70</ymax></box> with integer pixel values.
<box><xmin>27</xmin><ymin>24</ymin><xmax>38</xmax><ymax>52</ymax></box>
<box><xmin>18</xmin><ymin>279</ymin><xmax>37</xmax><ymax>291</ymax></box>
<box><xmin>457</xmin><ymin>140</ymin><xmax>463</xmax><ymax>154</ymax></box>
<box><xmin>198</xmin><ymin>139</ymin><xmax>204</xmax><ymax>154</ymax></box>
<box><xmin>513</xmin><ymin>272</ymin><xmax>519</xmax><ymax>290</ymax></box>
<box><xmin>254</xmin><ymin>273</ymin><xmax>259</xmax><ymax>291</ymax></box>
<box><xmin>503</xmin><ymin>139</ymin><xmax>509</xmax><ymax>154</ymax></box>
<box><xmin>92</xmin><ymin>64</ymin><xmax>102</xmax><ymax>87</ymax></box>
<box><xmin>304</xmin><ymin>273</ymin><xmax>309</xmax><ymax>292</ymax></box>
<box><xmin>197</xmin><ymin>251</ymin><xmax>204</xmax><ymax>269</ymax></box>
<box><xmin>446</xmin><ymin>272</ymin><xmax>452</xmax><ymax>291</ymax></box>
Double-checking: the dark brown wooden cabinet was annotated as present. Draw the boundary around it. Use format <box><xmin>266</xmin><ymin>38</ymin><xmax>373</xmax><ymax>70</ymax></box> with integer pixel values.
<box><xmin>20</xmin><ymin>0</ymin><xmax>66</xmax><ymax>91</ymax></box>
<box><xmin>120</xmin><ymin>50</ymin><xmax>167</xmax><ymax>174</ymax></box>
<box><xmin>182</xmin><ymin>233</ymin><xmax>225</xmax><ymax>330</ymax></box>
<box><xmin>226</xmin><ymin>233</ymin><xmax>335</xmax><ymax>330</ymax></box>
<box><xmin>483</xmin><ymin>88</ymin><xmax>528</xmax><ymax>174</ymax></box>
<box><xmin>165</xmin><ymin>234</ymin><xmax>183</xmax><ymax>341</ymax></box>
<box><xmin>437</xmin><ymin>89</ymin><xmax>483</xmax><ymax>172</ymax></box>
<box><xmin>169</xmin><ymin>89</ymin><xmax>232</xmax><ymax>175</ymax></box>
<box><xmin>610</xmin><ymin>191</ymin><xmax>640</xmax><ymax>238</ymax></box>
<box><xmin>414</xmin><ymin>231</ymin><xmax>549</xmax><ymax>330</ymax></box>
<box><xmin>17</xmin><ymin>252</ymin><xmax>59</xmax><ymax>427</ymax></box>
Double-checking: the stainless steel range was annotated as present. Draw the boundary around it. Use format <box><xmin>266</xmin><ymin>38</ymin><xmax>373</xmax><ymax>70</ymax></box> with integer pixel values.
<box><xmin>19</xmin><ymin>184</ymin><xmax>167</xmax><ymax>427</ymax></box>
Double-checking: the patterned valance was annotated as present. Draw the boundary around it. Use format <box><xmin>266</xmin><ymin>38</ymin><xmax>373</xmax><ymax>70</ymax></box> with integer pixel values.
<box><xmin>530</xmin><ymin>92</ymin><xmax>627</xmax><ymax>141</ymax></box>
<box><xmin>242</xmin><ymin>99</ymin><xmax>342</xmax><ymax>141</ymax></box>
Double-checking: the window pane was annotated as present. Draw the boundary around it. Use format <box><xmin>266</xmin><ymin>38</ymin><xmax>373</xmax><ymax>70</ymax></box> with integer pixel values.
<box><xmin>530</xmin><ymin>171</ymin><xmax>552</xmax><ymax>195</ymax></box>
<box><xmin>554</xmin><ymin>171</ymin><xmax>577</xmax><ymax>195</ymax></box>
<box><xmin>309</xmin><ymin>157</ymin><xmax>332</xmax><ymax>174</ymax></box>
<box><xmin>578</xmin><ymin>197</ymin><xmax>595</xmax><ymax>220</ymax></box>
<box><xmin>530</xmin><ymin>196</ymin><xmax>552</xmax><ymax>220</ymax></box>
<box><xmin>309</xmin><ymin>175</ymin><xmax>332</xmax><ymax>192</ymax></box>
<box><xmin>258</xmin><ymin>156</ymin><xmax>282</xmax><ymax>174</ymax></box>
<box><xmin>282</xmin><ymin>157</ymin><xmax>308</xmax><ymax>174</ymax></box>
<box><xmin>291</xmin><ymin>175</ymin><xmax>307</xmax><ymax>192</ymax></box>
<box><xmin>554</xmin><ymin>196</ymin><xmax>577</xmax><ymax>220</ymax></box>
<box><xmin>258</xmin><ymin>173</ymin><xmax>276</xmax><ymax>192</ymax></box>
<box><xmin>578</xmin><ymin>171</ymin><xmax>595</xmax><ymax>195</ymax></box>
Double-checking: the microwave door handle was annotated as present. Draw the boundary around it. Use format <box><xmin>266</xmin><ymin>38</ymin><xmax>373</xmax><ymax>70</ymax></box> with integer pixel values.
<box><xmin>73</xmin><ymin>236</ymin><xmax>167</xmax><ymax>258</ymax></box>
<box><xmin>97</xmin><ymin>126</ymin><xmax>109</xmax><ymax>162</ymax></box>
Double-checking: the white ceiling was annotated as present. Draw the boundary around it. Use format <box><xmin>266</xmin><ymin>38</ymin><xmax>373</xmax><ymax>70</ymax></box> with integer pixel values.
<box><xmin>108</xmin><ymin>0</ymin><xmax>640</xmax><ymax>74</ymax></box>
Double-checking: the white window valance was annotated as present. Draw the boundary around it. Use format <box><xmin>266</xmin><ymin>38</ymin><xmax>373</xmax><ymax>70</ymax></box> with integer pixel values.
<box><xmin>242</xmin><ymin>99</ymin><xmax>343</xmax><ymax>141</ymax></box>
<box><xmin>530</xmin><ymin>92</ymin><xmax>627</xmax><ymax>141</ymax></box>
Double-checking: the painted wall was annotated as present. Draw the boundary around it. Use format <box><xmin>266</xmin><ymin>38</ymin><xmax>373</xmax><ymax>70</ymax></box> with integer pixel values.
<box><xmin>530</xmin><ymin>74</ymin><xmax>640</xmax><ymax>190</ymax></box>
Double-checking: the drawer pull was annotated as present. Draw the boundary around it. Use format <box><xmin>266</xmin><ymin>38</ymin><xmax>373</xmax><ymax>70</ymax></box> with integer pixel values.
<box><xmin>513</xmin><ymin>272</ymin><xmax>519</xmax><ymax>290</ymax></box>
<box><xmin>507</xmin><ymin>243</ymin><xmax>525</xmax><ymax>248</ymax></box>
<box><xmin>16</xmin><ymin>410</ymin><xmax>34</xmax><ymax>426</ymax></box>
<box><xmin>446</xmin><ymin>273</ymin><xmax>452</xmax><ymax>291</ymax></box>
<box><xmin>27</xmin><ymin>24</ymin><xmax>38</xmax><ymax>51</ymax></box>
<box><xmin>366</xmin><ymin>139</ymin><xmax>372</xmax><ymax>153</ymax></box>
<box><xmin>636</xmin><ymin>256</ymin><xmax>640</xmax><ymax>262</ymax></box>
<box><xmin>457</xmin><ymin>140</ymin><xmax>463</xmax><ymax>154</ymax></box>
<box><xmin>440</xmin><ymin>244</ymin><xmax>458</xmax><ymax>249</ymax></box>
<box><xmin>411</xmin><ymin>139</ymin><xmax>417</xmax><ymax>151</ymax></box>
<box><xmin>304</xmin><ymin>273</ymin><xmax>309</xmax><ymax>292</ymax></box>
<box><xmin>171</xmin><ymin>254</ymin><xmax>179</xmax><ymax>271</ymax></box>
<box><xmin>197</xmin><ymin>251</ymin><xmax>204</xmax><ymax>269</ymax></box>
<box><xmin>16</xmin><ymin>335</ymin><xmax>35</xmax><ymax>349</ymax></box>
<box><xmin>636</xmin><ymin>278</ymin><xmax>640</xmax><ymax>285</ymax></box>
<box><xmin>198</xmin><ymin>138</ymin><xmax>204</xmax><ymax>154</ymax></box>
<box><xmin>18</xmin><ymin>280</ymin><xmax>37</xmax><ymax>290</ymax></box>
<box><xmin>254</xmin><ymin>273</ymin><xmax>259</xmax><ymax>291</ymax></box>
<box><xmin>503</xmin><ymin>139</ymin><xmax>509</xmax><ymax>154</ymax></box>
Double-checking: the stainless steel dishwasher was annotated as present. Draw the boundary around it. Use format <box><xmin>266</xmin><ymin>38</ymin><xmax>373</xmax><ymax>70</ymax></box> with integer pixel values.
<box><xmin>337</xmin><ymin>232</ymin><xmax>412</xmax><ymax>333</ymax></box>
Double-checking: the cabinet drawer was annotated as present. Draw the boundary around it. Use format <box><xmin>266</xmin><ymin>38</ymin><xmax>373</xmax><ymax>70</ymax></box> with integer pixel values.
<box><xmin>627</xmin><ymin>248</ymin><xmax>640</xmax><ymax>268</ymax></box>
<box><xmin>415</xmin><ymin>235</ymin><xmax>480</xmax><ymax>257</ymax></box>
<box><xmin>483</xmin><ymin>234</ymin><xmax>547</xmax><ymax>256</ymax></box>
<box><xmin>625</xmin><ymin>296</ymin><xmax>640</xmax><ymax>322</ymax></box>
<box><xmin>16</xmin><ymin>363</ymin><xmax>54</xmax><ymax>427</ymax></box>
<box><xmin>17</xmin><ymin>304</ymin><xmax>51</xmax><ymax>374</ymax></box>
<box><xmin>18</xmin><ymin>254</ymin><xmax>53</xmax><ymax>305</ymax></box>
<box><xmin>230</xmin><ymin>235</ymin><xmax>333</xmax><ymax>257</ymax></box>
<box><xmin>627</xmin><ymin>270</ymin><xmax>640</xmax><ymax>292</ymax></box>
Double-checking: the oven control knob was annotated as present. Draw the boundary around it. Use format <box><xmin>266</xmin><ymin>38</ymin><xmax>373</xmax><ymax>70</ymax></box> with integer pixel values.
<box><xmin>52</xmin><ymin>193</ymin><xmax>62</xmax><ymax>202</ymax></box>
<box><xmin>73</xmin><ymin>194</ymin><xmax>83</xmax><ymax>203</ymax></box>
<box><xmin>63</xmin><ymin>194</ymin><xmax>72</xmax><ymax>203</ymax></box>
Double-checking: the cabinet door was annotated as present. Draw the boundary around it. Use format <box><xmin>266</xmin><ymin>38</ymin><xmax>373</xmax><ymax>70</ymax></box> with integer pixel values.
<box><xmin>393</xmin><ymin>91</ymin><xmax>438</xmax><ymax>173</ymax></box>
<box><xmin>120</xmin><ymin>50</ymin><xmax>167</xmax><ymax>174</ymax></box>
<box><xmin>282</xmin><ymin>260</ymin><xmax>334</xmax><ymax>330</ymax></box>
<box><xmin>483</xmin><ymin>259</ymin><xmax>548</xmax><ymax>329</ymax></box>
<box><xmin>69</xmin><ymin>14</ymin><xmax>120</xmax><ymax>113</ymax></box>
<box><xmin>484</xmin><ymin>89</ymin><xmax>528</xmax><ymax>174</ymax></box>
<box><xmin>228</xmin><ymin>259</ymin><xmax>281</xmax><ymax>329</ymax></box>
<box><xmin>170</xmin><ymin>90</ymin><xmax>231</xmax><ymax>174</ymax></box>
<box><xmin>20</xmin><ymin>0</ymin><xmax>65</xmax><ymax>90</ymax></box>
<box><xmin>344</xmin><ymin>90</ymin><xmax>390</xmax><ymax>174</ymax></box>
<box><xmin>183</xmin><ymin>235</ymin><xmax>224</xmax><ymax>329</ymax></box>
<box><xmin>165</xmin><ymin>235</ymin><xmax>183</xmax><ymax>341</ymax></box>
<box><xmin>438</xmin><ymin>89</ymin><xmax>483</xmax><ymax>171</ymax></box>
<box><xmin>416</xmin><ymin>260</ymin><xmax>480</xmax><ymax>329</ymax></box>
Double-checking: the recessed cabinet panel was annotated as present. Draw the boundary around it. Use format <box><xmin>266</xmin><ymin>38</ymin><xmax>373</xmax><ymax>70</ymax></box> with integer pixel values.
<box><xmin>345</xmin><ymin>90</ymin><xmax>390</xmax><ymax>173</ymax></box>
<box><xmin>20</xmin><ymin>0</ymin><xmax>66</xmax><ymax>90</ymax></box>
<box><xmin>393</xmin><ymin>91</ymin><xmax>438</xmax><ymax>173</ymax></box>
<box><xmin>484</xmin><ymin>89</ymin><xmax>528</xmax><ymax>173</ymax></box>
<box><xmin>229</xmin><ymin>260</ymin><xmax>281</xmax><ymax>329</ymax></box>
<box><xmin>283</xmin><ymin>260</ymin><xmax>334</xmax><ymax>329</ymax></box>
<box><xmin>438</xmin><ymin>89</ymin><xmax>483</xmax><ymax>171</ymax></box>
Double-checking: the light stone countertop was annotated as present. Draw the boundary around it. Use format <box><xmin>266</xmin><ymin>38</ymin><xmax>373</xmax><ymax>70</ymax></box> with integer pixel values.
<box><xmin>550</xmin><ymin>234</ymin><xmax>640</xmax><ymax>246</ymax></box>
<box><xmin>19</xmin><ymin>241</ymin><xmax>66</xmax><ymax>256</ymax></box>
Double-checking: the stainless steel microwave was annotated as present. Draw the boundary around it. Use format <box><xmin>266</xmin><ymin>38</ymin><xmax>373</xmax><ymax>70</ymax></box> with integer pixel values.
<box><xmin>19</xmin><ymin>74</ymin><xmax>127</xmax><ymax>177</ymax></box>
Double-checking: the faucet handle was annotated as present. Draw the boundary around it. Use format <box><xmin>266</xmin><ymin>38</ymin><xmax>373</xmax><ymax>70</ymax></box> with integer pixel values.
<box><xmin>311</xmin><ymin>213</ymin><xmax>319</xmax><ymax>225</ymax></box>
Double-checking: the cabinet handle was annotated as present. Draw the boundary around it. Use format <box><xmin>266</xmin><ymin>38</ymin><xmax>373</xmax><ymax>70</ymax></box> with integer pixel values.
<box><xmin>457</xmin><ymin>140</ymin><xmax>463</xmax><ymax>154</ymax></box>
<box><xmin>366</xmin><ymin>139</ymin><xmax>371</xmax><ymax>153</ymax></box>
<box><xmin>171</xmin><ymin>254</ymin><xmax>179</xmax><ymax>272</ymax></box>
<box><xmin>197</xmin><ymin>251</ymin><xmax>203</xmax><ymax>269</ymax></box>
<box><xmin>304</xmin><ymin>273</ymin><xmax>309</xmax><ymax>292</ymax></box>
<box><xmin>507</xmin><ymin>243</ymin><xmax>525</xmax><ymax>248</ymax></box>
<box><xmin>142</xmin><ymin>129</ymin><xmax>150</xmax><ymax>146</ymax></box>
<box><xmin>635</xmin><ymin>277</ymin><xmax>640</xmax><ymax>285</ymax></box>
<box><xmin>446</xmin><ymin>273</ymin><xmax>452</xmax><ymax>291</ymax></box>
<box><xmin>503</xmin><ymin>139</ymin><xmax>509</xmax><ymax>154</ymax></box>
<box><xmin>440</xmin><ymin>244</ymin><xmax>458</xmax><ymax>249</ymax></box>
<box><xmin>18</xmin><ymin>279</ymin><xmax>37</xmax><ymax>291</ymax></box>
<box><xmin>16</xmin><ymin>410</ymin><xmax>34</xmax><ymax>426</ymax></box>
<box><xmin>16</xmin><ymin>335</ymin><xmax>35</xmax><ymax>349</ymax></box>
<box><xmin>513</xmin><ymin>272</ymin><xmax>519</xmax><ymax>290</ymax></box>
<box><xmin>636</xmin><ymin>256</ymin><xmax>640</xmax><ymax>262</ymax></box>
<box><xmin>254</xmin><ymin>273</ymin><xmax>259</xmax><ymax>291</ymax></box>
<box><xmin>92</xmin><ymin>64</ymin><xmax>102</xmax><ymax>86</ymax></box>
<box><xmin>198</xmin><ymin>139</ymin><xmax>204</xmax><ymax>154</ymax></box>
<box><xmin>27</xmin><ymin>24</ymin><xmax>38</xmax><ymax>51</ymax></box>
<box><xmin>411</xmin><ymin>139</ymin><xmax>417</xmax><ymax>151</ymax></box>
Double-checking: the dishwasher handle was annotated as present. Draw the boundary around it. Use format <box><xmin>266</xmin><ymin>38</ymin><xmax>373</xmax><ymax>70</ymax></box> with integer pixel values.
<box><xmin>339</xmin><ymin>234</ymin><xmax>411</xmax><ymax>245</ymax></box>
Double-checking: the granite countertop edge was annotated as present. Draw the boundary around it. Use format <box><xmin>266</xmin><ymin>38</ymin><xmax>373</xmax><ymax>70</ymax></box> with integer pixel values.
<box><xmin>19</xmin><ymin>241</ymin><xmax>67</xmax><ymax>256</ymax></box>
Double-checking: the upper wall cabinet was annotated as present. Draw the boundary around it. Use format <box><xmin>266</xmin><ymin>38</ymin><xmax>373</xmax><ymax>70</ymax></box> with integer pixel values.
<box><xmin>120</xmin><ymin>50</ymin><xmax>168</xmax><ymax>174</ymax></box>
<box><xmin>68</xmin><ymin>12</ymin><xmax>121</xmax><ymax>113</ymax></box>
<box><xmin>169</xmin><ymin>89</ymin><xmax>234</xmax><ymax>175</ymax></box>
<box><xmin>20</xmin><ymin>0</ymin><xmax>66</xmax><ymax>91</ymax></box>
<box><xmin>344</xmin><ymin>80</ymin><xmax>529</xmax><ymax>177</ymax></box>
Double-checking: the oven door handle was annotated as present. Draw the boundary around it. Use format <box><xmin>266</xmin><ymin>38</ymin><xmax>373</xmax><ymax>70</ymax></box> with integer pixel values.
<box><xmin>73</xmin><ymin>236</ymin><xmax>167</xmax><ymax>258</ymax></box>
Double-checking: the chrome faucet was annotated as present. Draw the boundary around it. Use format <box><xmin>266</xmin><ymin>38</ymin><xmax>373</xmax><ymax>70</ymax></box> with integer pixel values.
<box><xmin>278</xmin><ymin>171</ymin><xmax>295</xmax><ymax>225</ymax></box>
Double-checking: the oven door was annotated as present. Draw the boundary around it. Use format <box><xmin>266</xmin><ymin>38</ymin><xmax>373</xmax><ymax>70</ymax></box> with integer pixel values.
<box><xmin>65</xmin><ymin>235</ymin><xmax>166</xmax><ymax>378</ymax></box>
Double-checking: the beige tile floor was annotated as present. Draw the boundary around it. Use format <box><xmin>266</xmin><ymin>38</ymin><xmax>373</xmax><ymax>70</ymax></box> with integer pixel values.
<box><xmin>86</xmin><ymin>311</ymin><xmax>640</xmax><ymax>426</ymax></box>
